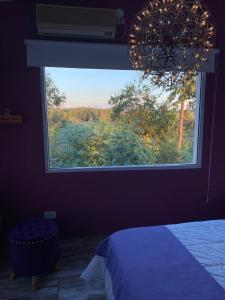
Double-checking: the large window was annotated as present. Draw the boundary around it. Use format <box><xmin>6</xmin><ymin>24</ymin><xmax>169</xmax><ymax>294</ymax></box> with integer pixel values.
<box><xmin>43</xmin><ymin>67</ymin><xmax>204</xmax><ymax>171</ymax></box>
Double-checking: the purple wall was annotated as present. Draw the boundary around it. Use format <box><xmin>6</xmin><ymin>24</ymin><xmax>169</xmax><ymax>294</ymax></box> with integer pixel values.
<box><xmin>1</xmin><ymin>1</ymin><xmax>225</xmax><ymax>239</ymax></box>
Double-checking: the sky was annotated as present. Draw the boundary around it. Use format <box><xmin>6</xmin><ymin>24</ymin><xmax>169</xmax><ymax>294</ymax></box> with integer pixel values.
<box><xmin>46</xmin><ymin>67</ymin><xmax>166</xmax><ymax>108</ymax></box>
<box><xmin>46</xmin><ymin>67</ymin><xmax>142</xmax><ymax>108</ymax></box>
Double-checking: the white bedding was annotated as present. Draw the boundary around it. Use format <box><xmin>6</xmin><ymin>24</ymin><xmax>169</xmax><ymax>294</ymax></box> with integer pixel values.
<box><xmin>81</xmin><ymin>220</ymin><xmax>225</xmax><ymax>299</ymax></box>
<box><xmin>167</xmin><ymin>220</ymin><xmax>225</xmax><ymax>290</ymax></box>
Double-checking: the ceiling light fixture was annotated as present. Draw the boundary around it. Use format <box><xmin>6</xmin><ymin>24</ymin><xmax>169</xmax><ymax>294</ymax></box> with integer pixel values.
<box><xmin>129</xmin><ymin>0</ymin><xmax>215</xmax><ymax>87</ymax></box>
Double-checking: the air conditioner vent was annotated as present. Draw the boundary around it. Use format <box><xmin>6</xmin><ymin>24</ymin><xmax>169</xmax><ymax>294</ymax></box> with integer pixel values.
<box><xmin>36</xmin><ymin>4</ymin><xmax>117</xmax><ymax>39</ymax></box>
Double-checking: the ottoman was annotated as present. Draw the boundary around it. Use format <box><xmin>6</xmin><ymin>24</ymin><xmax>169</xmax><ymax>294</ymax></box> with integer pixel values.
<box><xmin>9</xmin><ymin>218</ymin><xmax>59</xmax><ymax>291</ymax></box>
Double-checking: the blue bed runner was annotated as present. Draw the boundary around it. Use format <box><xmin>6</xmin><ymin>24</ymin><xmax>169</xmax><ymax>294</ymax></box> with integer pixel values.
<box><xmin>96</xmin><ymin>226</ymin><xmax>225</xmax><ymax>300</ymax></box>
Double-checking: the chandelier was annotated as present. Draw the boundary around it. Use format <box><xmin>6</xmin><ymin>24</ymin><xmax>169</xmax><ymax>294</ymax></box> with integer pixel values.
<box><xmin>129</xmin><ymin>0</ymin><xmax>215</xmax><ymax>87</ymax></box>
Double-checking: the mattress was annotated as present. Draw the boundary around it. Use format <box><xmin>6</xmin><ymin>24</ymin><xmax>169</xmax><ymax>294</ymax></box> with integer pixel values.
<box><xmin>81</xmin><ymin>220</ymin><xmax>225</xmax><ymax>300</ymax></box>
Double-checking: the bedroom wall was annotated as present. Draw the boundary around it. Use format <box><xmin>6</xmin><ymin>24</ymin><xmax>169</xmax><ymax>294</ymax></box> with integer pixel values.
<box><xmin>1</xmin><ymin>0</ymin><xmax>225</xmax><ymax>239</ymax></box>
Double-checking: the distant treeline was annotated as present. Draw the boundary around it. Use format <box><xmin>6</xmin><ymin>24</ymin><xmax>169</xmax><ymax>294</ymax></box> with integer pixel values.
<box><xmin>48</xmin><ymin>107</ymin><xmax>112</xmax><ymax>126</ymax></box>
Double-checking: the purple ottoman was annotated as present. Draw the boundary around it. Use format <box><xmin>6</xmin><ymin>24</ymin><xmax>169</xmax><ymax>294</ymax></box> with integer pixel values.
<box><xmin>9</xmin><ymin>218</ymin><xmax>59</xmax><ymax>291</ymax></box>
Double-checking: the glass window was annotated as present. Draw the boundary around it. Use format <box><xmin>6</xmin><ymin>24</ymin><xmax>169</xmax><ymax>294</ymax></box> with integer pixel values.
<box><xmin>43</xmin><ymin>67</ymin><xmax>204</xmax><ymax>171</ymax></box>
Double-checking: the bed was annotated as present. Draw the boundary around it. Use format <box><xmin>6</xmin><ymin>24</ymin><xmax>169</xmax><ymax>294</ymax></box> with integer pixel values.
<box><xmin>81</xmin><ymin>220</ymin><xmax>225</xmax><ymax>300</ymax></box>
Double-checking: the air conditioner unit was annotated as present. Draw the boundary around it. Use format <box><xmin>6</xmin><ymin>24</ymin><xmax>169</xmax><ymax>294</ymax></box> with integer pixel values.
<box><xmin>36</xmin><ymin>4</ymin><xmax>117</xmax><ymax>39</ymax></box>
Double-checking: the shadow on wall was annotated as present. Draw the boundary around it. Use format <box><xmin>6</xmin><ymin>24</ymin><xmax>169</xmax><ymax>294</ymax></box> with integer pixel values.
<box><xmin>0</xmin><ymin>193</ymin><xmax>23</xmax><ymax>241</ymax></box>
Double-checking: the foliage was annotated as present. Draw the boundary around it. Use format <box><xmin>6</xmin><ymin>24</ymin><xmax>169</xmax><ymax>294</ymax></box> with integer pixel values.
<box><xmin>167</xmin><ymin>77</ymin><xmax>196</xmax><ymax>149</ymax></box>
<box><xmin>47</xmin><ymin>76</ymin><xmax>197</xmax><ymax>168</ymax></box>
<box><xmin>103</xmin><ymin>126</ymin><xmax>155</xmax><ymax>166</ymax></box>
<box><xmin>166</xmin><ymin>77</ymin><xmax>196</xmax><ymax>107</ymax></box>
<box><xmin>109</xmin><ymin>83</ymin><xmax>177</xmax><ymax>146</ymax></box>
<box><xmin>49</xmin><ymin>123</ymin><xmax>96</xmax><ymax>168</ymax></box>
<box><xmin>45</xmin><ymin>72</ymin><xmax>66</xmax><ymax>107</ymax></box>
<box><xmin>156</xmin><ymin>140</ymin><xmax>193</xmax><ymax>164</ymax></box>
<box><xmin>49</xmin><ymin>122</ymin><xmax>156</xmax><ymax>168</ymax></box>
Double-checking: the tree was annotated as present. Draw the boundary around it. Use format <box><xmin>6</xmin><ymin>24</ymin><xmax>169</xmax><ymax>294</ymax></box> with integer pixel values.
<box><xmin>109</xmin><ymin>82</ymin><xmax>177</xmax><ymax>147</ymax></box>
<box><xmin>49</xmin><ymin>123</ymin><xmax>96</xmax><ymax>168</ymax></box>
<box><xmin>167</xmin><ymin>77</ymin><xmax>196</xmax><ymax>149</ymax></box>
<box><xmin>103</xmin><ymin>127</ymin><xmax>155</xmax><ymax>166</ymax></box>
<box><xmin>156</xmin><ymin>139</ymin><xmax>193</xmax><ymax>164</ymax></box>
<box><xmin>45</xmin><ymin>71</ymin><xmax>66</xmax><ymax>107</ymax></box>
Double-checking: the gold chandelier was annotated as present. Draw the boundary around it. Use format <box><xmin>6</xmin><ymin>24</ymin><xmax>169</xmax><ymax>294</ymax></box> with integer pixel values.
<box><xmin>129</xmin><ymin>0</ymin><xmax>215</xmax><ymax>87</ymax></box>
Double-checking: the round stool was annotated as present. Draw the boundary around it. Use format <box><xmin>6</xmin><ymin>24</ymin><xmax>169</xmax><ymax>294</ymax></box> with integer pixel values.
<box><xmin>9</xmin><ymin>218</ymin><xmax>59</xmax><ymax>291</ymax></box>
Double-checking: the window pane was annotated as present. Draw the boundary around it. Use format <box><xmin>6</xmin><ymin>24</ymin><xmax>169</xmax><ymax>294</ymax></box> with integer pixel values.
<box><xmin>44</xmin><ymin>67</ymin><xmax>202</xmax><ymax>170</ymax></box>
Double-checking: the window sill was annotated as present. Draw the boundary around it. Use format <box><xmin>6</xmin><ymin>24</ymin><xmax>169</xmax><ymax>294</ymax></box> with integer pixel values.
<box><xmin>45</xmin><ymin>163</ymin><xmax>201</xmax><ymax>173</ymax></box>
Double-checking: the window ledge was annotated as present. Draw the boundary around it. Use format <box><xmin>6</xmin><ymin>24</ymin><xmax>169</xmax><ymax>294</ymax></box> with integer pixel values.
<box><xmin>46</xmin><ymin>163</ymin><xmax>201</xmax><ymax>173</ymax></box>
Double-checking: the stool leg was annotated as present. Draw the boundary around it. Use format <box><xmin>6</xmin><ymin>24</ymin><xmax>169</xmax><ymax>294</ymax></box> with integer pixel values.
<box><xmin>32</xmin><ymin>276</ymin><xmax>39</xmax><ymax>292</ymax></box>
<box><xmin>10</xmin><ymin>271</ymin><xmax>16</xmax><ymax>280</ymax></box>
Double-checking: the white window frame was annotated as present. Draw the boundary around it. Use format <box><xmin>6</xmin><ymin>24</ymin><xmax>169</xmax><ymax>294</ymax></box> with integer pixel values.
<box><xmin>40</xmin><ymin>67</ymin><xmax>206</xmax><ymax>173</ymax></box>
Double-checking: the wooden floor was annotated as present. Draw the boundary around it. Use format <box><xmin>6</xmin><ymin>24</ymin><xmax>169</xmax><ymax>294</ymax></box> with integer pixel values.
<box><xmin>0</xmin><ymin>236</ymin><xmax>106</xmax><ymax>300</ymax></box>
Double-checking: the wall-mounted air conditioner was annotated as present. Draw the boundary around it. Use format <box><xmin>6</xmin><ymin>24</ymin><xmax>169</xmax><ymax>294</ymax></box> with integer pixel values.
<box><xmin>36</xmin><ymin>4</ymin><xmax>117</xmax><ymax>39</ymax></box>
